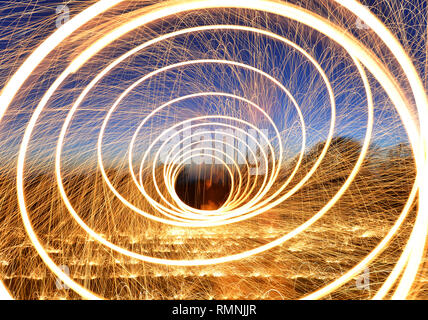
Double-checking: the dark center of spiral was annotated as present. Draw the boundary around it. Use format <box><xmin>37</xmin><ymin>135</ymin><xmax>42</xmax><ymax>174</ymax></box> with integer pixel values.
<box><xmin>174</xmin><ymin>165</ymin><xmax>232</xmax><ymax>210</ymax></box>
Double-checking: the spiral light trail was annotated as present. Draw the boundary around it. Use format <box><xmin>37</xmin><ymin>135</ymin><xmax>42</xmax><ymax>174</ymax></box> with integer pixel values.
<box><xmin>0</xmin><ymin>0</ymin><xmax>426</xmax><ymax>300</ymax></box>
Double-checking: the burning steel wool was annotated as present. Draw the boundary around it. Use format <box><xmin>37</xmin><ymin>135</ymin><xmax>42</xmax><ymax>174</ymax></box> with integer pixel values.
<box><xmin>0</xmin><ymin>0</ymin><xmax>427</xmax><ymax>300</ymax></box>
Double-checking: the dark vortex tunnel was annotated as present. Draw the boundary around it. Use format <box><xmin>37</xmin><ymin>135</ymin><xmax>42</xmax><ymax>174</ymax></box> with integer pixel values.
<box><xmin>174</xmin><ymin>166</ymin><xmax>232</xmax><ymax>210</ymax></box>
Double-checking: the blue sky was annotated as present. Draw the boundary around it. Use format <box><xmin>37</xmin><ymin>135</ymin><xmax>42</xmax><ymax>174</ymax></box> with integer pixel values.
<box><xmin>0</xmin><ymin>0</ymin><xmax>425</xmax><ymax>173</ymax></box>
